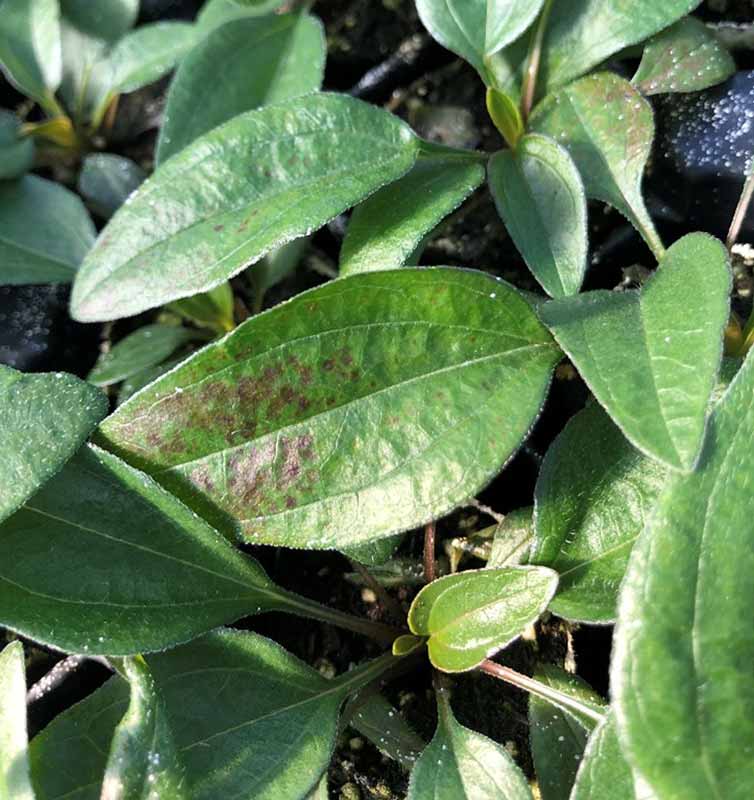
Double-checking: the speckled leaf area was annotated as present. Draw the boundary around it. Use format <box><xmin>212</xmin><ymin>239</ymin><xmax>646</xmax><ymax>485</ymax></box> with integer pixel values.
<box><xmin>99</xmin><ymin>268</ymin><xmax>560</xmax><ymax>549</ymax></box>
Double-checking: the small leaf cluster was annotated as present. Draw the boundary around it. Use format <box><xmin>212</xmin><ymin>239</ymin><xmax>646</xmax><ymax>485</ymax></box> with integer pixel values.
<box><xmin>0</xmin><ymin>1</ymin><xmax>752</xmax><ymax>799</ymax></box>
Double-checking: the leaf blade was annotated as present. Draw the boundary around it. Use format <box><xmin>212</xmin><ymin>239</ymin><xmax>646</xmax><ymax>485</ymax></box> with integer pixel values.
<box><xmin>0</xmin><ymin>642</ymin><xmax>35</xmax><ymax>800</ymax></box>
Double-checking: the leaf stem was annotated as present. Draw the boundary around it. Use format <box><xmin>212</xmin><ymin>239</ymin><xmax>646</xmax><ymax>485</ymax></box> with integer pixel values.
<box><xmin>27</xmin><ymin>654</ymin><xmax>111</xmax><ymax>704</ymax></box>
<box><xmin>424</xmin><ymin>522</ymin><xmax>436</xmax><ymax>583</ymax></box>
<box><xmin>520</xmin><ymin>0</ymin><xmax>554</xmax><ymax>121</ymax></box>
<box><xmin>478</xmin><ymin>660</ymin><xmax>605</xmax><ymax>725</ymax></box>
<box><xmin>334</xmin><ymin>650</ymin><xmax>401</xmax><ymax>696</ymax></box>
<box><xmin>727</xmin><ymin>164</ymin><xmax>754</xmax><ymax>250</ymax></box>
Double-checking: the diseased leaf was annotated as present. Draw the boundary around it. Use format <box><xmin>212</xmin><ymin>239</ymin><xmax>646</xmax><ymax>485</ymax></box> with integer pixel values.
<box><xmin>0</xmin><ymin>175</ymin><xmax>96</xmax><ymax>285</ymax></box>
<box><xmin>0</xmin><ymin>365</ymin><xmax>107</xmax><ymax>524</ymax></box>
<box><xmin>157</xmin><ymin>13</ymin><xmax>325</xmax><ymax>164</ymax></box>
<box><xmin>0</xmin><ymin>0</ymin><xmax>61</xmax><ymax>105</ymax></box>
<box><xmin>197</xmin><ymin>0</ymin><xmax>282</xmax><ymax>31</ymax></box>
<box><xmin>489</xmin><ymin>134</ymin><xmax>587</xmax><ymax>298</ymax></box>
<box><xmin>530</xmin><ymin>73</ymin><xmax>663</xmax><ymax>258</ymax></box>
<box><xmin>117</xmin><ymin>356</ymin><xmax>185</xmax><ymax>407</ymax></box>
<box><xmin>340</xmin><ymin>155</ymin><xmax>484</xmax><ymax>276</ymax></box>
<box><xmin>416</xmin><ymin>0</ymin><xmax>545</xmax><ymax>81</ymax></box>
<box><xmin>60</xmin><ymin>0</ymin><xmax>138</xmax><ymax>42</ymax></box>
<box><xmin>71</xmin><ymin>94</ymin><xmax>420</xmax><ymax>321</ymax></box>
<box><xmin>0</xmin><ymin>642</ymin><xmax>34</xmax><ymax>800</ymax></box>
<box><xmin>633</xmin><ymin>17</ymin><xmax>735</xmax><ymax>96</ymax></box>
<box><xmin>611</xmin><ymin>350</ymin><xmax>754</xmax><ymax>800</ymax></box>
<box><xmin>98</xmin><ymin>268</ymin><xmax>560</xmax><ymax>549</ymax></box>
<box><xmin>102</xmin><ymin>657</ymin><xmax>186</xmax><ymax>800</ymax></box>
<box><xmin>408</xmin><ymin>566</ymin><xmax>558</xmax><ymax>672</ymax></box>
<box><xmin>529</xmin><ymin>666</ymin><xmax>604</xmax><ymax>800</ymax></box>
<box><xmin>87</xmin><ymin>324</ymin><xmax>195</xmax><ymax>387</ymax></box>
<box><xmin>531</xmin><ymin>403</ymin><xmax>667</xmax><ymax>622</ymax></box>
<box><xmin>0</xmin><ymin>109</ymin><xmax>34</xmax><ymax>180</ymax></box>
<box><xmin>0</xmin><ymin>444</ymin><xmax>298</xmax><ymax>656</ymax></box>
<box><xmin>570</xmin><ymin>713</ymin><xmax>635</xmax><ymax>800</ymax></box>
<box><xmin>539</xmin><ymin>233</ymin><xmax>730</xmax><ymax>471</ymax></box>
<box><xmin>77</xmin><ymin>154</ymin><xmax>146</xmax><ymax>220</ymax></box>
<box><xmin>408</xmin><ymin>688</ymin><xmax>533</xmax><ymax>799</ymax></box>
<box><xmin>487</xmin><ymin>506</ymin><xmax>534</xmax><ymax>568</ymax></box>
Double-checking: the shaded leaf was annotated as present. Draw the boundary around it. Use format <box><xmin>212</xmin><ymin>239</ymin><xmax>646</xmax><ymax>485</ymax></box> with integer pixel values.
<box><xmin>416</xmin><ymin>0</ymin><xmax>545</xmax><ymax>82</ymax></box>
<box><xmin>530</xmin><ymin>73</ymin><xmax>663</xmax><ymax>257</ymax></box>
<box><xmin>0</xmin><ymin>642</ymin><xmax>34</xmax><ymax>800</ymax></box>
<box><xmin>531</xmin><ymin>403</ymin><xmax>667</xmax><ymax>622</ymax></box>
<box><xmin>102</xmin><ymin>657</ymin><xmax>186</xmax><ymax>800</ymax></box>
<box><xmin>60</xmin><ymin>0</ymin><xmax>138</xmax><ymax>42</ymax></box>
<box><xmin>0</xmin><ymin>0</ymin><xmax>61</xmax><ymax>105</ymax></box>
<box><xmin>168</xmin><ymin>283</ymin><xmax>235</xmax><ymax>333</ymax></box>
<box><xmin>251</xmin><ymin>237</ymin><xmax>307</xmax><ymax>298</ymax></box>
<box><xmin>489</xmin><ymin>134</ymin><xmax>587</xmax><ymax>297</ymax></box>
<box><xmin>529</xmin><ymin>666</ymin><xmax>604</xmax><ymax>800</ymax></box>
<box><xmin>487</xmin><ymin>506</ymin><xmax>534</xmax><ymax>568</ymax></box>
<box><xmin>87</xmin><ymin>324</ymin><xmax>195</xmax><ymax>387</ymax></box>
<box><xmin>0</xmin><ymin>365</ymin><xmax>107</xmax><ymax>524</ymax></box>
<box><xmin>197</xmin><ymin>0</ymin><xmax>282</xmax><ymax>31</ymax></box>
<box><xmin>408</xmin><ymin>566</ymin><xmax>558</xmax><ymax>672</ymax></box>
<box><xmin>71</xmin><ymin>94</ymin><xmax>420</xmax><ymax>321</ymax></box>
<box><xmin>157</xmin><ymin>13</ymin><xmax>325</xmax><ymax>164</ymax></box>
<box><xmin>0</xmin><ymin>109</ymin><xmax>34</xmax><ymax>179</ymax></box>
<box><xmin>117</xmin><ymin>356</ymin><xmax>185</xmax><ymax>407</ymax></box>
<box><xmin>633</xmin><ymin>17</ymin><xmax>735</xmax><ymax>96</ymax></box>
<box><xmin>0</xmin><ymin>175</ymin><xmax>95</xmax><ymax>285</ymax></box>
<box><xmin>408</xmin><ymin>688</ymin><xmax>532</xmax><ymax>799</ymax></box>
<box><xmin>98</xmin><ymin>268</ymin><xmax>560</xmax><ymax>549</ymax></box>
<box><xmin>540</xmin><ymin>233</ymin><xmax>730</xmax><ymax>471</ymax></box>
<box><xmin>77</xmin><ymin>153</ymin><xmax>146</xmax><ymax>220</ymax></box>
<box><xmin>0</xmin><ymin>444</ymin><xmax>297</xmax><ymax>655</ymax></box>
<box><xmin>570</xmin><ymin>713</ymin><xmax>634</xmax><ymax>800</ymax></box>
<box><xmin>611</xmin><ymin>350</ymin><xmax>754</xmax><ymax>799</ymax></box>
<box><xmin>340</xmin><ymin>155</ymin><xmax>484</xmax><ymax>276</ymax></box>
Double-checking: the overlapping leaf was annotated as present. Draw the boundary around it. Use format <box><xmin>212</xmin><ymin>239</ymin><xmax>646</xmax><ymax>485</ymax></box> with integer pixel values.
<box><xmin>408</xmin><ymin>566</ymin><xmax>558</xmax><ymax>671</ymax></box>
<box><xmin>0</xmin><ymin>110</ymin><xmax>34</xmax><ymax>180</ymax></box>
<box><xmin>0</xmin><ymin>365</ymin><xmax>107</xmax><ymax>523</ymax></box>
<box><xmin>340</xmin><ymin>155</ymin><xmax>484</xmax><ymax>276</ymax></box>
<box><xmin>570</xmin><ymin>713</ymin><xmax>635</xmax><ymax>800</ymax></box>
<box><xmin>98</xmin><ymin>268</ymin><xmax>560</xmax><ymax>549</ymax></box>
<box><xmin>611</xmin><ymin>350</ymin><xmax>754</xmax><ymax>799</ymax></box>
<box><xmin>0</xmin><ymin>642</ymin><xmax>34</xmax><ymax>800</ymax></box>
<box><xmin>77</xmin><ymin>154</ymin><xmax>146</xmax><ymax>219</ymax></box>
<box><xmin>197</xmin><ymin>0</ymin><xmax>282</xmax><ymax>31</ymax></box>
<box><xmin>71</xmin><ymin>94</ymin><xmax>420</xmax><ymax>321</ymax></box>
<box><xmin>157</xmin><ymin>13</ymin><xmax>325</xmax><ymax>163</ymax></box>
<box><xmin>489</xmin><ymin>134</ymin><xmax>587</xmax><ymax>297</ymax></box>
<box><xmin>60</xmin><ymin>0</ymin><xmax>138</xmax><ymax>42</ymax></box>
<box><xmin>540</xmin><ymin>234</ymin><xmax>730</xmax><ymax>471</ymax></box>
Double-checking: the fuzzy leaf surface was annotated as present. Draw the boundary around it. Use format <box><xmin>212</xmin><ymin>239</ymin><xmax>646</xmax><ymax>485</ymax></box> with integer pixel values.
<box><xmin>570</xmin><ymin>713</ymin><xmax>635</xmax><ymax>800</ymax></box>
<box><xmin>0</xmin><ymin>642</ymin><xmax>34</xmax><ymax>800</ymax></box>
<box><xmin>99</xmin><ymin>268</ymin><xmax>560</xmax><ymax>549</ymax></box>
<box><xmin>540</xmin><ymin>233</ymin><xmax>730</xmax><ymax>471</ymax></box>
<box><xmin>0</xmin><ymin>175</ymin><xmax>95</xmax><ymax>285</ymax></box>
<box><xmin>531</xmin><ymin>403</ymin><xmax>667</xmax><ymax>622</ymax></box>
<box><xmin>489</xmin><ymin>134</ymin><xmax>587</xmax><ymax>298</ymax></box>
<box><xmin>611</xmin><ymin>350</ymin><xmax>754</xmax><ymax>799</ymax></box>
<box><xmin>0</xmin><ymin>365</ymin><xmax>107</xmax><ymax>523</ymax></box>
<box><xmin>157</xmin><ymin>13</ymin><xmax>325</xmax><ymax>163</ymax></box>
<box><xmin>530</xmin><ymin>73</ymin><xmax>662</xmax><ymax>257</ymax></box>
<box><xmin>71</xmin><ymin>94</ymin><xmax>419</xmax><ymax>321</ymax></box>
<box><xmin>340</xmin><ymin>156</ymin><xmax>484</xmax><ymax>276</ymax></box>
<box><xmin>408</xmin><ymin>566</ymin><xmax>558</xmax><ymax>672</ymax></box>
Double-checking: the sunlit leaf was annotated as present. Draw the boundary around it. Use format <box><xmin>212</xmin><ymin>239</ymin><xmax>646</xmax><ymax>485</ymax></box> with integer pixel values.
<box><xmin>0</xmin><ymin>642</ymin><xmax>34</xmax><ymax>800</ymax></box>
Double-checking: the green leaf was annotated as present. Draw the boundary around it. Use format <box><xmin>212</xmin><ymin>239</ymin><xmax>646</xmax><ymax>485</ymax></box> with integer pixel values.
<box><xmin>416</xmin><ymin>0</ymin><xmax>545</xmax><ymax>82</ymax></box>
<box><xmin>407</xmin><ymin>566</ymin><xmax>558</xmax><ymax>672</ymax></box>
<box><xmin>0</xmin><ymin>0</ymin><xmax>61</xmax><ymax>106</ymax></box>
<box><xmin>539</xmin><ymin>233</ymin><xmax>730</xmax><ymax>471</ymax></box>
<box><xmin>307</xmin><ymin>776</ymin><xmax>328</xmax><ymax>800</ymax></box>
<box><xmin>530</xmin><ymin>73</ymin><xmax>663</xmax><ymax>258</ymax></box>
<box><xmin>531</xmin><ymin>403</ymin><xmax>667</xmax><ymax>622</ymax></box>
<box><xmin>0</xmin><ymin>365</ymin><xmax>107</xmax><ymax>524</ymax></box>
<box><xmin>529</xmin><ymin>666</ymin><xmax>604</xmax><ymax>800</ymax></box>
<box><xmin>168</xmin><ymin>283</ymin><xmax>235</xmax><ymax>333</ymax></box>
<box><xmin>340</xmin><ymin>156</ymin><xmax>484</xmax><ymax>276</ymax></box>
<box><xmin>157</xmin><ymin>13</ymin><xmax>325</xmax><ymax>164</ymax></box>
<box><xmin>57</xmin><ymin>16</ymin><xmax>110</xmax><ymax>121</ymax></box>
<box><xmin>251</xmin><ymin>237</ymin><xmax>307</xmax><ymax>298</ymax></box>
<box><xmin>98</xmin><ymin>268</ymin><xmax>560</xmax><ymax>549</ymax></box>
<box><xmin>0</xmin><ymin>109</ymin><xmax>34</xmax><ymax>179</ymax></box>
<box><xmin>570</xmin><ymin>713</ymin><xmax>635</xmax><ymax>800</ymax></box>
<box><xmin>0</xmin><ymin>443</ymin><xmax>296</xmax><ymax>656</ymax></box>
<box><xmin>408</xmin><ymin>688</ymin><xmax>533</xmax><ymax>799</ymax></box>
<box><xmin>611</xmin><ymin>349</ymin><xmax>754</xmax><ymax>800</ymax></box>
<box><xmin>117</xmin><ymin>356</ymin><xmax>185</xmax><ymax>407</ymax></box>
<box><xmin>0</xmin><ymin>642</ymin><xmax>34</xmax><ymax>800</ymax></box>
<box><xmin>633</xmin><ymin>16</ymin><xmax>735</xmax><ymax>96</ymax></box>
<box><xmin>102</xmin><ymin>657</ymin><xmax>186</xmax><ymax>800</ymax></box>
<box><xmin>87</xmin><ymin>324</ymin><xmax>195</xmax><ymax>387</ymax></box>
<box><xmin>71</xmin><ymin>94</ymin><xmax>420</xmax><ymax>322</ymax></box>
<box><xmin>60</xmin><ymin>0</ymin><xmax>138</xmax><ymax>42</ymax></box>
<box><xmin>77</xmin><ymin>154</ymin><xmax>146</xmax><ymax>220</ymax></box>
<box><xmin>486</xmin><ymin>87</ymin><xmax>524</xmax><ymax>148</ymax></box>
<box><xmin>489</xmin><ymin>134</ymin><xmax>587</xmax><ymax>298</ymax></box>
<box><xmin>0</xmin><ymin>175</ymin><xmax>95</xmax><ymax>285</ymax></box>
<box><xmin>487</xmin><ymin>506</ymin><xmax>534</xmax><ymax>568</ymax></box>
<box><xmin>197</xmin><ymin>0</ymin><xmax>283</xmax><ymax>31</ymax></box>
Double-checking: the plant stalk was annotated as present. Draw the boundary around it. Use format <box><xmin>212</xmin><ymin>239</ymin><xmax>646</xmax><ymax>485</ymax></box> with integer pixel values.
<box><xmin>424</xmin><ymin>521</ymin><xmax>436</xmax><ymax>583</ymax></box>
<box><xmin>520</xmin><ymin>0</ymin><xmax>554</xmax><ymax>121</ymax></box>
<box><xmin>727</xmin><ymin>165</ymin><xmax>754</xmax><ymax>250</ymax></box>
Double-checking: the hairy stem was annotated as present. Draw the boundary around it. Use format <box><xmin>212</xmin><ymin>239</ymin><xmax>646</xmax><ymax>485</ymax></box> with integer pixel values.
<box><xmin>520</xmin><ymin>0</ymin><xmax>554</xmax><ymax>121</ymax></box>
<box><xmin>727</xmin><ymin>165</ymin><xmax>754</xmax><ymax>250</ymax></box>
<box><xmin>424</xmin><ymin>522</ymin><xmax>436</xmax><ymax>583</ymax></box>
